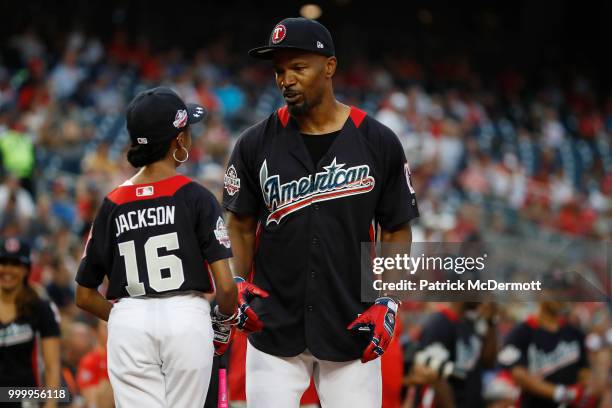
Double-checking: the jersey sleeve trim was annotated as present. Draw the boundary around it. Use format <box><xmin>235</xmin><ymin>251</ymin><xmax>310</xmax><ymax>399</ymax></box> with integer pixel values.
<box><xmin>203</xmin><ymin>251</ymin><xmax>233</xmax><ymax>265</ymax></box>
<box><xmin>107</xmin><ymin>175</ymin><xmax>192</xmax><ymax>205</ymax></box>
<box><xmin>223</xmin><ymin>202</ymin><xmax>259</xmax><ymax>216</ymax></box>
<box><xmin>380</xmin><ymin>218</ymin><xmax>414</xmax><ymax>232</ymax></box>
<box><xmin>74</xmin><ymin>277</ymin><xmax>102</xmax><ymax>289</ymax></box>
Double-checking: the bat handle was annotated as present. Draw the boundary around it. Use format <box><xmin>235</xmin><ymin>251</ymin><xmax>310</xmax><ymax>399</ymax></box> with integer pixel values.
<box><xmin>218</xmin><ymin>367</ymin><xmax>228</xmax><ymax>408</ymax></box>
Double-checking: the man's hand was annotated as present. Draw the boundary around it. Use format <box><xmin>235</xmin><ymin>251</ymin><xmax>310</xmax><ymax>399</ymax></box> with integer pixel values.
<box><xmin>234</xmin><ymin>276</ymin><xmax>269</xmax><ymax>333</ymax></box>
<box><xmin>405</xmin><ymin>363</ymin><xmax>439</xmax><ymax>386</ymax></box>
<box><xmin>347</xmin><ymin>297</ymin><xmax>399</xmax><ymax>363</ymax></box>
<box><xmin>212</xmin><ymin>305</ymin><xmax>237</xmax><ymax>356</ymax></box>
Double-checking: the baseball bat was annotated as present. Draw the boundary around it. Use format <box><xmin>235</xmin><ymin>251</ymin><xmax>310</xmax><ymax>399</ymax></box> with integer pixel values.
<box><xmin>218</xmin><ymin>355</ymin><xmax>228</xmax><ymax>408</ymax></box>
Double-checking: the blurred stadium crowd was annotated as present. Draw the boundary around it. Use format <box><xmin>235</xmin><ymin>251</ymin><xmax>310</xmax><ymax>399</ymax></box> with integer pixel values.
<box><xmin>0</xmin><ymin>11</ymin><xmax>610</xmax><ymax>408</ymax></box>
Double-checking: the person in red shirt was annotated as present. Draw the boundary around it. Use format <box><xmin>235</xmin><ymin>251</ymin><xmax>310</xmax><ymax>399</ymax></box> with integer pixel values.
<box><xmin>382</xmin><ymin>317</ymin><xmax>405</xmax><ymax>408</ymax></box>
<box><xmin>77</xmin><ymin>320</ymin><xmax>114</xmax><ymax>408</ymax></box>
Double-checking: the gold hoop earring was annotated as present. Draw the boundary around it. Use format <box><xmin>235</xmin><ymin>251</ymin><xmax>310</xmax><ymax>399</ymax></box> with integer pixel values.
<box><xmin>172</xmin><ymin>146</ymin><xmax>189</xmax><ymax>163</ymax></box>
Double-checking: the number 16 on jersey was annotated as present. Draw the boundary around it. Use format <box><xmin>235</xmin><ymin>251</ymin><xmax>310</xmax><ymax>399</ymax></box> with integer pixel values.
<box><xmin>118</xmin><ymin>232</ymin><xmax>185</xmax><ymax>296</ymax></box>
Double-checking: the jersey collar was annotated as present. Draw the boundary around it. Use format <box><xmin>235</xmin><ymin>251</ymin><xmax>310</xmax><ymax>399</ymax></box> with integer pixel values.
<box><xmin>276</xmin><ymin>105</ymin><xmax>366</xmax><ymax>129</ymax></box>
<box><xmin>277</xmin><ymin>105</ymin><xmax>367</xmax><ymax>173</ymax></box>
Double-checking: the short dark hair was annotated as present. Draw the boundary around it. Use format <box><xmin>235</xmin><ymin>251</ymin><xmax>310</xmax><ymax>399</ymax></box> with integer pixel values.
<box><xmin>126</xmin><ymin>138</ymin><xmax>174</xmax><ymax>168</ymax></box>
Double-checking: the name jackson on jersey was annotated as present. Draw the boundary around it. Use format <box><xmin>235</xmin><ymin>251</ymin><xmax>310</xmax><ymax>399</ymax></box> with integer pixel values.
<box><xmin>259</xmin><ymin>157</ymin><xmax>375</xmax><ymax>225</ymax></box>
<box><xmin>115</xmin><ymin>205</ymin><xmax>175</xmax><ymax>237</ymax></box>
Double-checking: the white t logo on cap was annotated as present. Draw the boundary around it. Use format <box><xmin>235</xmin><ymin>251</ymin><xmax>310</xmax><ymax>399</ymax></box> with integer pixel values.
<box><xmin>271</xmin><ymin>24</ymin><xmax>287</xmax><ymax>44</ymax></box>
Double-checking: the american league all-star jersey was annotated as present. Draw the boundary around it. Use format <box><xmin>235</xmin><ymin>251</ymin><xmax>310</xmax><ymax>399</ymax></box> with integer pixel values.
<box><xmin>497</xmin><ymin>316</ymin><xmax>588</xmax><ymax>408</ymax></box>
<box><xmin>76</xmin><ymin>175</ymin><xmax>232</xmax><ymax>299</ymax></box>
<box><xmin>222</xmin><ymin>106</ymin><xmax>419</xmax><ymax>361</ymax></box>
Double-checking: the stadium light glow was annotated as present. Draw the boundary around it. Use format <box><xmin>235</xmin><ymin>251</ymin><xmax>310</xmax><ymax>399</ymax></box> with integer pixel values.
<box><xmin>300</xmin><ymin>4</ymin><xmax>323</xmax><ymax>20</ymax></box>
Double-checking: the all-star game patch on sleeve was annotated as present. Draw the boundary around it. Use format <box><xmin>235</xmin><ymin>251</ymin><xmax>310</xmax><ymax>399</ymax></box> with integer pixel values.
<box><xmin>375</xmin><ymin>125</ymin><xmax>419</xmax><ymax>230</ymax></box>
<box><xmin>76</xmin><ymin>199</ymin><xmax>112</xmax><ymax>289</ymax></box>
<box><xmin>222</xmin><ymin>131</ymin><xmax>261</xmax><ymax>215</ymax></box>
<box><xmin>194</xmin><ymin>185</ymin><xmax>233</xmax><ymax>264</ymax></box>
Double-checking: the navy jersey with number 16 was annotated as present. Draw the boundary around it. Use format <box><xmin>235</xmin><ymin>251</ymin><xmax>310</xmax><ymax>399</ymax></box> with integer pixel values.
<box><xmin>76</xmin><ymin>175</ymin><xmax>232</xmax><ymax>299</ymax></box>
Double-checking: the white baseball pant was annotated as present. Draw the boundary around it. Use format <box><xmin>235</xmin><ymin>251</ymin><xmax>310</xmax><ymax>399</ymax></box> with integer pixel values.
<box><xmin>107</xmin><ymin>293</ymin><xmax>214</xmax><ymax>408</ymax></box>
<box><xmin>245</xmin><ymin>341</ymin><xmax>382</xmax><ymax>408</ymax></box>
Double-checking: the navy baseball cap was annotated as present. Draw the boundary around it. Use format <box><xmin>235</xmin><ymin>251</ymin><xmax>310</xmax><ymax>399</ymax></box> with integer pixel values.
<box><xmin>0</xmin><ymin>237</ymin><xmax>31</xmax><ymax>267</ymax></box>
<box><xmin>249</xmin><ymin>17</ymin><xmax>335</xmax><ymax>59</ymax></box>
<box><xmin>126</xmin><ymin>87</ymin><xmax>207</xmax><ymax>146</ymax></box>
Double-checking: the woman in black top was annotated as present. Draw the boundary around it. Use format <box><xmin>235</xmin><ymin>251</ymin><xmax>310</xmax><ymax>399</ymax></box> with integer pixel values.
<box><xmin>0</xmin><ymin>237</ymin><xmax>61</xmax><ymax>407</ymax></box>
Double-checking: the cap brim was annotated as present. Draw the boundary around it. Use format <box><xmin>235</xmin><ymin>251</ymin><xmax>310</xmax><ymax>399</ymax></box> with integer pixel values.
<box><xmin>186</xmin><ymin>103</ymin><xmax>207</xmax><ymax>124</ymax></box>
<box><xmin>0</xmin><ymin>255</ymin><xmax>30</xmax><ymax>266</ymax></box>
<box><xmin>248</xmin><ymin>46</ymin><xmax>279</xmax><ymax>59</ymax></box>
<box><xmin>248</xmin><ymin>45</ymin><xmax>333</xmax><ymax>59</ymax></box>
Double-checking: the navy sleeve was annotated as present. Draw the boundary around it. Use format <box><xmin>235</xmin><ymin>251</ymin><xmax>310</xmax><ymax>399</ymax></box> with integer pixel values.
<box><xmin>375</xmin><ymin>125</ymin><xmax>419</xmax><ymax>230</ymax></box>
<box><xmin>222</xmin><ymin>132</ymin><xmax>261</xmax><ymax>215</ymax></box>
<box><xmin>37</xmin><ymin>300</ymin><xmax>61</xmax><ymax>338</ymax></box>
<box><xmin>576</xmin><ymin>329</ymin><xmax>588</xmax><ymax>370</ymax></box>
<box><xmin>418</xmin><ymin>313</ymin><xmax>456</xmax><ymax>360</ymax></box>
<box><xmin>196</xmin><ymin>186</ymin><xmax>233</xmax><ymax>264</ymax></box>
<box><xmin>76</xmin><ymin>200</ymin><xmax>111</xmax><ymax>289</ymax></box>
<box><xmin>498</xmin><ymin>323</ymin><xmax>531</xmax><ymax>369</ymax></box>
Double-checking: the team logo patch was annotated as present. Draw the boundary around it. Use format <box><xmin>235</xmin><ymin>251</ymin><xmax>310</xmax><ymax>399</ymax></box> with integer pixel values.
<box><xmin>136</xmin><ymin>186</ymin><xmax>154</xmax><ymax>197</ymax></box>
<box><xmin>224</xmin><ymin>165</ymin><xmax>241</xmax><ymax>196</ymax></box>
<box><xmin>271</xmin><ymin>24</ymin><xmax>287</xmax><ymax>44</ymax></box>
<box><xmin>214</xmin><ymin>217</ymin><xmax>231</xmax><ymax>248</ymax></box>
<box><xmin>259</xmin><ymin>157</ymin><xmax>375</xmax><ymax>226</ymax></box>
<box><xmin>137</xmin><ymin>137</ymin><xmax>148</xmax><ymax>144</ymax></box>
<box><xmin>173</xmin><ymin>109</ymin><xmax>188</xmax><ymax>129</ymax></box>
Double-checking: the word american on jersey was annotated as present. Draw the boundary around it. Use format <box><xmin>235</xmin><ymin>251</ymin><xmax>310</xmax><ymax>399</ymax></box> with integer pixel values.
<box><xmin>259</xmin><ymin>157</ymin><xmax>375</xmax><ymax>225</ymax></box>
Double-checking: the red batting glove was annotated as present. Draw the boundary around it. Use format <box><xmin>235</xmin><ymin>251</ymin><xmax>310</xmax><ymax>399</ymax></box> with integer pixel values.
<box><xmin>554</xmin><ymin>384</ymin><xmax>600</xmax><ymax>408</ymax></box>
<box><xmin>569</xmin><ymin>385</ymin><xmax>600</xmax><ymax>408</ymax></box>
<box><xmin>234</xmin><ymin>276</ymin><xmax>269</xmax><ymax>334</ymax></box>
<box><xmin>347</xmin><ymin>297</ymin><xmax>399</xmax><ymax>363</ymax></box>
